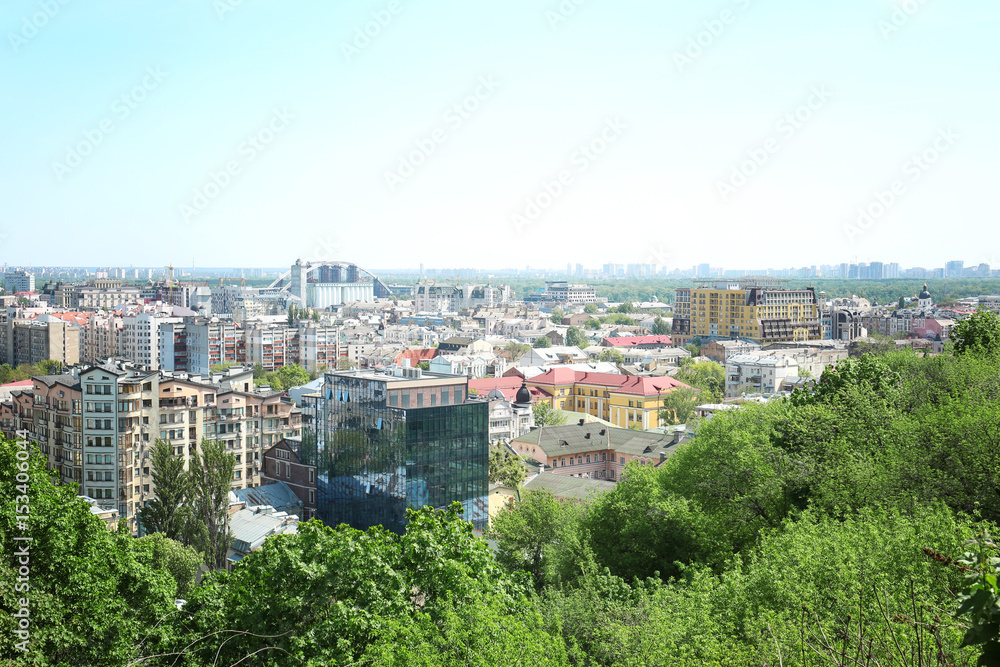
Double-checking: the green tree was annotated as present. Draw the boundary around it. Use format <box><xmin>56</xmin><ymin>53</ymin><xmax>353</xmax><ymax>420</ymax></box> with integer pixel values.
<box><xmin>489</xmin><ymin>445</ymin><xmax>527</xmax><ymax>493</ymax></box>
<box><xmin>275</xmin><ymin>363</ymin><xmax>310</xmax><ymax>389</ymax></box>
<box><xmin>490</xmin><ymin>490</ymin><xmax>579</xmax><ymax>590</ymax></box>
<box><xmin>685</xmin><ymin>342</ymin><xmax>700</xmax><ymax>357</ymax></box>
<box><xmin>951</xmin><ymin>309</ymin><xmax>1000</xmax><ymax>357</ymax></box>
<box><xmin>187</xmin><ymin>439</ymin><xmax>236</xmax><ymax>569</ymax></box>
<box><xmin>614</xmin><ymin>302</ymin><xmax>637</xmax><ymax>314</ymax></box>
<box><xmin>598</xmin><ymin>348</ymin><xmax>624</xmax><ymax>364</ymax></box>
<box><xmin>169</xmin><ymin>504</ymin><xmax>569</xmax><ymax>666</ymax></box>
<box><xmin>0</xmin><ymin>363</ymin><xmax>12</xmax><ymax>385</ymax></box>
<box><xmin>583</xmin><ymin>303</ymin><xmax>598</xmax><ymax>314</ymax></box>
<box><xmin>135</xmin><ymin>532</ymin><xmax>203</xmax><ymax>598</ymax></box>
<box><xmin>418</xmin><ymin>361</ymin><xmax>430</xmax><ymax>371</ymax></box>
<box><xmin>660</xmin><ymin>386</ymin><xmax>700</xmax><ymax>425</ymax></box>
<box><xmin>675</xmin><ymin>360</ymin><xmax>724</xmax><ymax>403</ymax></box>
<box><xmin>584</xmin><ymin>318</ymin><xmax>601</xmax><ymax>330</ymax></box>
<box><xmin>138</xmin><ymin>439</ymin><xmax>190</xmax><ymax>541</ymax></box>
<box><xmin>505</xmin><ymin>341</ymin><xmax>530</xmax><ymax>360</ymax></box>
<box><xmin>0</xmin><ymin>435</ymin><xmax>180</xmax><ymax>665</ymax></box>
<box><xmin>35</xmin><ymin>359</ymin><xmax>61</xmax><ymax>375</ymax></box>
<box><xmin>533</xmin><ymin>402</ymin><xmax>567</xmax><ymax>427</ymax></box>
<box><xmin>549</xmin><ymin>308</ymin><xmax>565</xmax><ymax>324</ymax></box>
<box><xmin>533</xmin><ymin>335</ymin><xmax>552</xmax><ymax>349</ymax></box>
<box><xmin>650</xmin><ymin>317</ymin><xmax>670</xmax><ymax>336</ymax></box>
<box><xmin>565</xmin><ymin>326</ymin><xmax>588</xmax><ymax>349</ymax></box>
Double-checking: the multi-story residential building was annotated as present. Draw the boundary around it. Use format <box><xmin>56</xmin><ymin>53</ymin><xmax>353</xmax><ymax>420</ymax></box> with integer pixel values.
<box><xmin>185</xmin><ymin>319</ymin><xmax>244</xmax><ymax>375</ymax></box>
<box><xmin>246</xmin><ymin>323</ymin><xmax>299</xmax><ymax>372</ymax></box>
<box><xmin>724</xmin><ymin>353</ymin><xmax>799</xmax><ymax>397</ymax></box>
<box><xmin>0</xmin><ymin>318</ymin><xmax>80</xmax><ymax>367</ymax></box>
<box><xmin>2</xmin><ymin>270</ymin><xmax>35</xmax><ymax>294</ymax></box>
<box><xmin>261</xmin><ymin>439</ymin><xmax>318</xmax><ymax>519</ymax></box>
<box><xmin>121</xmin><ymin>312</ymin><xmax>184</xmax><ymax>370</ymax></box>
<box><xmin>542</xmin><ymin>281</ymin><xmax>597</xmax><ymax>304</ymax></box>
<box><xmin>307</xmin><ymin>364</ymin><xmax>488</xmax><ymax>533</ymax></box>
<box><xmin>672</xmin><ymin>281</ymin><xmax>821</xmax><ymax>346</ymax></box>
<box><xmin>978</xmin><ymin>295</ymin><xmax>1000</xmax><ymax>315</ymax></box>
<box><xmin>510</xmin><ymin>422</ymin><xmax>681</xmax><ymax>483</ymax></box>
<box><xmin>526</xmin><ymin>368</ymin><xmax>692</xmax><ymax>430</ymax></box>
<box><xmin>0</xmin><ymin>362</ymin><xmax>302</xmax><ymax>534</ymax></box>
<box><xmin>80</xmin><ymin>312</ymin><xmax>122</xmax><ymax>364</ymax></box>
<box><xmin>298</xmin><ymin>323</ymin><xmax>342</xmax><ymax>372</ymax></box>
<box><xmin>700</xmin><ymin>339</ymin><xmax>763</xmax><ymax>363</ymax></box>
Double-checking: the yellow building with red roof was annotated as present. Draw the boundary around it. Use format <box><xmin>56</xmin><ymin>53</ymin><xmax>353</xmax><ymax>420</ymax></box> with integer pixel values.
<box><xmin>526</xmin><ymin>368</ymin><xmax>693</xmax><ymax>430</ymax></box>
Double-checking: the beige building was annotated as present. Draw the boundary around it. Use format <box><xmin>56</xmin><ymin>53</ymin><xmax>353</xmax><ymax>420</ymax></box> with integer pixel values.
<box><xmin>0</xmin><ymin>318</ymin><xmax>80</xmax><ymax>368</ymax></box>
<box><xmin>0</xmin><ymin>361</ymin><xmax>302</xmax><ymax>535</ymax></box>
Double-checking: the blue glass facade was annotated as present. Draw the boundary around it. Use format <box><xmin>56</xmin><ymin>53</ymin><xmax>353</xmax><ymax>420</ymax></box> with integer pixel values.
<box><xmin>304</xmin><ymin>371</ymin><xmax>489</xmax><ymax>534</ymax></box>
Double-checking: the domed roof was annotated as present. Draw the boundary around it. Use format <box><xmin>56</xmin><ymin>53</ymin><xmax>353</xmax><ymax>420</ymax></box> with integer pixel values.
<box><xmin>918</xmin><ymin>283</ymin><xmax>931</xmax><ymax>300</ymax></box>
<box><xmin>514</xmin><ymin>380</ymin><xmax>532</xmax><ymax>406</ymax></box>
<box><xmin>487</xmin><ymin>388</ymin><xmax>506</xmax><ymax>401</ymax></box>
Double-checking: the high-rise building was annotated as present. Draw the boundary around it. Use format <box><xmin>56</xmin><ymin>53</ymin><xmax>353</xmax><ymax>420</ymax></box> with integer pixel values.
<box><xmin>0</xmin><ymin>362</ymin><xmax>303</xmax><ymax>534</ymax></box>
<box><xmin>945</xmin><ymin>260</ymin><xmax>964</xmax><ymax>277</ymax></box>
<box><xmin>2</xmin><ymin>270</ymin><xmax>35</xmax><ymax>293</ymax></box>
<box><xmin>307</xmin><ymin>365</ymin><xmax>488</xmax><ymax>533</ymax></box>
<box><xmin>672</xmin><ymin>281</ymin><xmax>821</xmax><ymax>345</ymax></box>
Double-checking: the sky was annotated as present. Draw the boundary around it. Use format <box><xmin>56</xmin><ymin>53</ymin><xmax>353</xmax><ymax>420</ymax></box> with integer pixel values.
<box><xmin>1</xmin><ymin>0</ymin><xmax>997</xmax><ymax>272</ymax></box>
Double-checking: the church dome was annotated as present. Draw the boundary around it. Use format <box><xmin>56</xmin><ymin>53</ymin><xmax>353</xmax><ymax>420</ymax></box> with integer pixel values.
<box><xmin>514</xmin><ymin>381</ymin><xmax>532</xmax><ymax>406</ymax></box>
<box><xmin>918</xmin><ymin>284</ymin><xmax>932</xmax><ymax>300</ymax></box>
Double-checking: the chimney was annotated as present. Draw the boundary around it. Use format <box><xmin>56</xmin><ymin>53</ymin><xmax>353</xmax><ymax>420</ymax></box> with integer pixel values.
<box><xmin>584</xmin><ymin>432</ymin><xmax>590</xmax><ymax>439</ymax></box>
<box><xmin>659</xmin><ymin>450</ymin><xmax>667</xmax><ymax>463</ymax></box>
<box><xmin>599</xmin><ymin>429</ymin><xmax>606</xmax><ymax>436</ymax></box>
<box><xmin>538</xmin><ymin>463</ymin><xmax>544</xmax><ymax>474</ymax></box>
<box><xmin>578</xmin><ymin>418</ymin><xmax>585</xmax><ymax>426</ymax></box>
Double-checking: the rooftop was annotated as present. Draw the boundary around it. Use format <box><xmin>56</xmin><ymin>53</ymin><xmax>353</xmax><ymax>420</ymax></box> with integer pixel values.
<box><xmin>512</xmin><ymin>422</ymin><xmax>680</xmax><ymax>458</ymax></box>
<box><xmin>528</xmin><ymin>369</ymin><xmax>692</xmax><ymax>395</ymax></box>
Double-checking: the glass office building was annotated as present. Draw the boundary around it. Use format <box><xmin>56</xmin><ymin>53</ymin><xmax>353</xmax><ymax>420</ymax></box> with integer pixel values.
<box><xmin>303</xmin><ymin>367</ymin><xmax>489</xmax><ymax>534</ymax></box>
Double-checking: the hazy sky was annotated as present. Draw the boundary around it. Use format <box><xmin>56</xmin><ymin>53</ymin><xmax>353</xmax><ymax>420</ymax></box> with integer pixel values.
<box><xmin>1</xmin><ymin>0</ymin><xmax>997</xmax><ymax>271</ymax></box>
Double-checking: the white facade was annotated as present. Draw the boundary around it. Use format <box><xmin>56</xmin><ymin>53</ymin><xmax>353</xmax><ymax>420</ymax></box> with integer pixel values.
<box><xmin>2</xmin><ymin>270</ymin><xmax>35</xmax><ymax>293</ymax></box>
<box><xmin>308</xmin><ymin>283</ymin><xmax>374</xmax><ymax>308</ymax></box>
<box><xmin>725</xmin><ymin>353</ymin><xmax>799</xmax><ymax>397</ymax></box>
<box><xmin>122</xmin><ymin>312</ymin><xmax>183</xmax><ymax>370</ymax></box>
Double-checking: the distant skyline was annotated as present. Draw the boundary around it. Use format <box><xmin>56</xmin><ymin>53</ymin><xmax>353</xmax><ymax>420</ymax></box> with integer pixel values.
<box><xmin>2</xmin><ymin>1</ymin><xmax>997</xmax><ymax>270</ymax></box>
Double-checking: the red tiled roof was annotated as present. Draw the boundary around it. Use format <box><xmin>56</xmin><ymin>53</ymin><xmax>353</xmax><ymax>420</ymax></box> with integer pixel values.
<box><xmin>394</xmin><ymin>349</ymin><xmax>439</xmax><ymax>366</ymax></box>
<box><xmin>1</xmin><ymin>380</ymin><xmax>34</xmax><ymax>389</ymax></box>
<box><xmin>602</xmin><ymin>335</ymin><xmax>673</xmax><ymax>347</ymax></box>
<box><xmin>527</xmin><ymin>369</ymin><xmax>692</xmax><ymax>396</ymax></box>
<box><xmin>468</xmin><ymin>377</ymin><xmax>524</xmax><ymax>401</ymax></box>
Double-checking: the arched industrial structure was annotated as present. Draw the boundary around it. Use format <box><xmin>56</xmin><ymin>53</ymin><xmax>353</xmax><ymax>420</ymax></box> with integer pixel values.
<box><xmin>269</xmin><ymin>260</ymin><xmax>392</xmax><ymax>308</ymax></box>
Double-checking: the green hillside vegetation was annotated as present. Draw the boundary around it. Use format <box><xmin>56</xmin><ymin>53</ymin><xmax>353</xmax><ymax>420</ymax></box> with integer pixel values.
<box><xmin>2</xmin><ymin>312</ymin><xmax>1000</xmax><ymax>665</ymax></box>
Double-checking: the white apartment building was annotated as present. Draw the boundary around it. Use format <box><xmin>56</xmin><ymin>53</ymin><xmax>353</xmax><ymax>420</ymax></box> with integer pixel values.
<box><xmin>2</xmin><ymin>270</ymin><xmax>35</xmax><ymax>293</ymax></box>
<box><xmin>121</xmin><ymin>312</ymin><xmax>184</xmax><ymax>370</ymax></box>
<box><xmin>725</xmin><ymin>353</ymin><xmax>799</xmax><ymax>397</ymax></box>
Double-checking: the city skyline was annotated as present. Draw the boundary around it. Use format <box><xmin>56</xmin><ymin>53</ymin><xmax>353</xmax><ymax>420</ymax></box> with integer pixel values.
<box><xmin>2</xmin><ymin>1</ymin><xmax>998</xmax><ymax>270</ymax></box>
